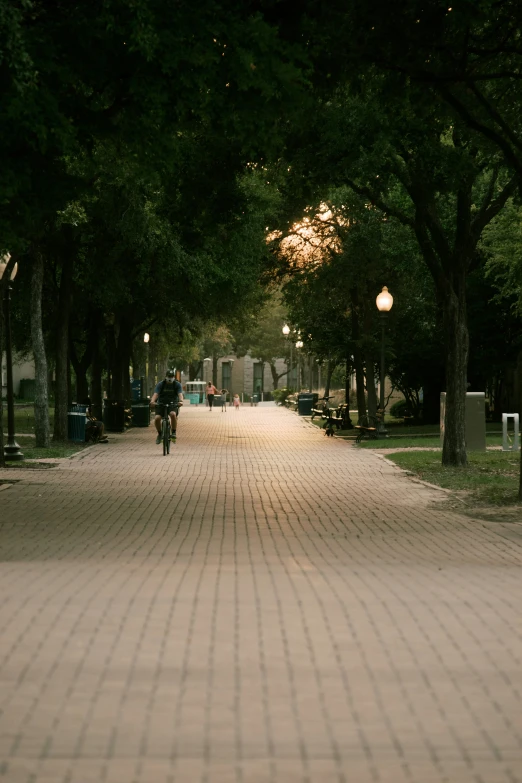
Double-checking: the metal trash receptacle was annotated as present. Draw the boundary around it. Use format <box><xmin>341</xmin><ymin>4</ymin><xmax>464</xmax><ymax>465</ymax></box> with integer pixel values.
<box><xmin>131</xmin><ymin>378</ymin><xmax>143</xmax><ymax>401</ymax></box>
<box><xmin>103</xmin><ymin>399</ymin><xmax>126</xmax><ymax>432</ymax></box>
<box><xmin>297</xmin><ymin>393</ymin><xmax>315</xmax><ymax>416</ymax></box>
<box><xmin>251</xmin><ymin>394</ymin><xmax>259</xmax><ymax>406</ymax></box>
<box><xmin>68</xmin><ymin>404</ymin><xmax>87</xmax><ymax>442</ymax></box>
<box><xmin>131</xmin><ymin>399</ymin><xmax>151</xmax><ymax>427</ymax></box>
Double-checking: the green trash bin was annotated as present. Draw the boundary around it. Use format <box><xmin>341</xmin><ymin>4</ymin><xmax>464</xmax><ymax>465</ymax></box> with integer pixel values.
<box><xmin>103</xmin><ymin>399</ymin><xmax>126</xmax><ymax>432</ymax></box>
<box><xmin>251</xmin><ymin>394</ymin><xmax>259</xmax><ymax>406</ymax></box>
<box><xmin>131</xmin><ymin>399</ymin><xmax>151</xmax><ymax>427</ymax></box>
<box><xmin>68</xmin><ymin>404</ymin><xmax>87</xmax><ymax>442</ymax></box>
<box><xmin>297</xmin><ymin>393</ymin><xmax>315</xmax><ymax>416</ymax></box>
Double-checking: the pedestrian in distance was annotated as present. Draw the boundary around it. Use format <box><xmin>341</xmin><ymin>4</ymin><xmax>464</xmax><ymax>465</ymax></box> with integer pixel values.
<box><xmin>206</xmin><ymin>381</ymin><xmax>218</xmax><ymax>411</ymax></box>
<box><xmin>233</xmin><ymin>393</ymin><xmax>240</xmax><ymax>410</ymax></box>
<box><xmin>221</xmin><ymin>389</ymin><xmax>228</xmax><ymax>412</ymax></box>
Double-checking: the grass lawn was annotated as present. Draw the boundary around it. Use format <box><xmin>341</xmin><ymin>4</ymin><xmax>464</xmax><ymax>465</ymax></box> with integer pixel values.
<box><xmin>2</xmin><ymin>435</ymin><xmax>88</xmax><ymax>463</ymax></box>
<box><xmin>356</xmin><ymin>434</ymin><xmax>504</xmax><ymax>449</ymax></box>
<box><xmin>308</xmin><ymin>414</ymin><xmax>521</xmax><ymax>507</ymax></box>
<box><xmin>2</xmin><ymin>405</ymin><xmax>55</xmax><ymax>435</ymax></box>
<box><xmin>386</xmin><ymin>450</ymin><xmax>521</xmax><ymax>506</ymax></box>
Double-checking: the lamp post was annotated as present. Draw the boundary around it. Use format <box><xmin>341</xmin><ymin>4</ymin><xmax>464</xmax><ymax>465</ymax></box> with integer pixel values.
<box><xmin>143</xmin><ymin>333</ymin><xmax>150</xmax><ymax>396</ymax></box>
<box><xmin>0</xmin><ymin>255</ymin><xmax>23</xmax><ymax>461</ymax></box>
<box><xmin>307</xmin><ymin>335</ymin><xmax>313</xmax><ymax>392</ymax></box>
<box><xmin>229</xmin><ymin>358</ymin><xmax>234</xmax><ymax>401</ymax></box>
<box><xmin>295</xmin><ymin>338</ymin><xmax>303</xmax><ymax>392</ymax></box>
<box><xmin>203</xmin><ymin>357</ymin><xmax>211</xmax><ymax>383</ymax></box>
<box><xmin>282</xmin><ymin>324</ymin><xmax>293</xmax><ymax>389</ymax></box>
<box><xmin>376</xmin><ymin>286</ymin><xmax>394</xmax><ymax>437</ymax></box>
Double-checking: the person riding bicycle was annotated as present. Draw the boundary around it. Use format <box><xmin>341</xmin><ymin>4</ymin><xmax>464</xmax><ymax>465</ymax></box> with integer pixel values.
<box><xmin>150</xmin><ymin>370</ymin><xmax>183</xmax><ymax>444</ymax></box>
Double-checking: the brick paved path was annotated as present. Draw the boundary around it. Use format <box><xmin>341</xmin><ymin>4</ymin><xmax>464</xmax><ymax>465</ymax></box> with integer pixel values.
<box><xmin>0</xmin><ymin>406</ymin><xmax>521</xmax><ymax>783</ymax></box>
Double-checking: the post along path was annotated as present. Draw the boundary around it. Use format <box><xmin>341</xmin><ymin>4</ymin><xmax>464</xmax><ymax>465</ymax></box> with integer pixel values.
<box><xmin>0</xmin><ymin>405</ymin><xmax>521</xmax><ymax>783</ymax></box>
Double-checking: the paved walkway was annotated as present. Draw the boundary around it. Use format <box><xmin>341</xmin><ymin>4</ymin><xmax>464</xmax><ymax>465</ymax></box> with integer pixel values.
<box><xmin>0</xmin><ymin>405</ymin><xmax>521</xmax><ymax>783</ymax></box>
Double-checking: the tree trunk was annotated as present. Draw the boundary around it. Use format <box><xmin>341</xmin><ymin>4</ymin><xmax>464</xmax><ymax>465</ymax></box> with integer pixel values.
<box><xmin>67</xmin><ymin>356</ymin><xmax>73</xmax><ymax>405</ymax></box>
<box><xmin>30</xmin><ymin>249</ymin><xmax>50</xmax><ymax>447</ymax></box>
<box><xmin>212</xmin><ymin>355</ymin><xmax>218</xmax><ymax>386</ymax></box>
<box><xmin>111</xmin><ymin>316</ymin><xmax>133</xmax><ymax>401</ymax></box>
<box><xmin>516</xmin><ymin>350</ymin><xmax>522</xmax><ymax>501</ymax></box>
<box><xmin>75</xmin><ymin>366</ymin><xmax>89</xmax><ymax>402</ymax></box>
<box><xmin>441</xmin><ymin>278</ymin><xmax>468</xmax><ymax>467</ymax></box>
<box><xmin>422</xmin><ymin>377</ymin><xmax>443</xmax><ymax>424</ymax></box>
<box><xmin>53</xmin><ymin>257</ymin><xmax>74</xmax><ymax>441</ymax></box>
<box><xmin>344</xmin><ymin>356</ymin><xmax>351</xmax><ymax>407</ymax></box>
<box><xmin>0</xmin><ymin>289</ymin><xmax>5</xmax><ymax>467</ymax></box>
<box><xmin>189</xmin><ymin>361</ymin><xmax>202</xmax><ymax>381</ymax></box>
<box><xmin>91</xmin><ymin>315</ymin><xmax>103</xmax><ymax>420</ymax></box>
<box><xmin>105</xmin><ymin>321</ymin><xmax>116</xmax><ymax>398</ymax></box>
<box><xmin>324</xmin><ymin>360</ymin><xmax>335</xmax><ymax>398</ymax></box>
<box><xmin>365</xmin><ymin>358</ymin><xmax>378</xmax><ymax>418</ymax></box>
<box><xmin>351</xmin><ymin>300</ymin><xmax>366</xmax><ymax>420</ymax></box>
<box><xmin>270</xmin><ymin>362</ymin><xmax>280</xmax><ymax>390</ymax></box>
<box><xmin>70</xmin><ymin>313</ymin><xmax>97</xmax><ymax>405</ymax></box>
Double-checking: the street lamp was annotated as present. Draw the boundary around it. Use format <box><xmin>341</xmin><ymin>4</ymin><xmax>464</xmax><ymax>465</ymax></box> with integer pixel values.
<box><xmin>143</xmin><ymin>333</ymin><xmax>150</xmax><ymax>396</ymax></box>
<box><xmin>282</xmin><ymin>324</ymin><xmax>293</xmax><ymax>390</ymax></box>
<box><xmin>229</xmin><ymin>358</ymin><xmax>234</xmax><ymax>400</ymax></box>
<box><xmin>307</xmin><ymin>334</ymin><xmax>313</xmax><ymax>392</ymax></box>
<box><xmin>295</xmin><ymin>337</ymin><xmax>303</xmax><ymax>392</ymax></box>
<box><xmin>376</xmin><ymin>286</ymin><xmax>394</xmax><ymax>437</ymax></box>
<box><xmin>203</xmin><ymin>357</ymin><xmax>211</xmax><ymax>384</ymax></box>
<box><xmin>0</xmin><ymin>255</ymin><xmax>23</xmax><ymax>461</ymax></box>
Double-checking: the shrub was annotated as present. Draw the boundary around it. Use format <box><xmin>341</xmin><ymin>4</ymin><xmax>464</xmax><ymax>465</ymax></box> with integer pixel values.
<box><xmin>389</xmin><ymin>399</ymin><xmax>409</xmax><ymax>419</ymax></box>
<box><xmin>273</xmin><ymin>387</ymin><xmax>295</xmax><ymax>404</ymax></box>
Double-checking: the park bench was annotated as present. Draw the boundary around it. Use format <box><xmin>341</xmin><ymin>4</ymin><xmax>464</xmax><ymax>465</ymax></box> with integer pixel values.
<box><xmin>354</xmin><ymin>419</ymin><xmax>378</xmax><ymax>442</ymax></box>
<box><xmin>312</xmin><ymin>402</ymin><xmax>353</xmax><ymax>436</ymax></box>
<box><xmin>286</xmin><ymin>393</ymin><xmax>298</xmax><ymax>411</ymax></box>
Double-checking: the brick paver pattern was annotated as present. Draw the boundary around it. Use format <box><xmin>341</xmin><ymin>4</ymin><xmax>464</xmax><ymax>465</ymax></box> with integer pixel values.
<box><xmin>0</xmin><ymin>406</ymin><xmax>521</xmax><ymax>783</ymax></box>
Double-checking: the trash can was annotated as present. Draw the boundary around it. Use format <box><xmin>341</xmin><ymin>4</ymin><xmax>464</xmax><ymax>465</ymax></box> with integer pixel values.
<box><xmin>131</xmin><ymin>398</ymin><xmax>151</xmax><ymax>427</ymax></box>
<box><xmin>68</xmin><ymin>404</ymin><xmax>87</xmax><ymax>442</ymax></box>
<box><xmin>251</xmin><ymin>394</ymin><xmax>259</xmax><ymax>406</ymax></box>
<box><xmin>297</xmin><ymin>393</ymin><xmax>315</xmax><ymax>416</ymax></box>
<box><xmin>103</xmin><ymin>399</ymin><xmax>126</xmax><ymax>432</ymax></box>
<box><xmin>130</xmin><ymin>378</ymin><xmax>143</xmax><ymax>401</ymax></box>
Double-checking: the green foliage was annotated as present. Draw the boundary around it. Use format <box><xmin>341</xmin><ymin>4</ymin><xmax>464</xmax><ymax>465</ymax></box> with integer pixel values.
<box><xmin>272</xmin><ymin>387</ymin><xmax>295</xmax><ymax>404</ymax></box>
<box><xmin>481</xmin><ymin>199</ymin><xmax>522</xmax><ymax>314</ymax></box>
<box><xmin>389</xmin><ymin>399</ymin><xmax>409</xmax><ymax>419</ymax></box>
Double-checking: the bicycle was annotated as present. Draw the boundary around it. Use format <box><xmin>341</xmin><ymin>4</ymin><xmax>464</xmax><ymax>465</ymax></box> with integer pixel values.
<box><xmin>158</xmin><ymin>402</ymin><xmax>181</xmax><ymax>455</ymax></box>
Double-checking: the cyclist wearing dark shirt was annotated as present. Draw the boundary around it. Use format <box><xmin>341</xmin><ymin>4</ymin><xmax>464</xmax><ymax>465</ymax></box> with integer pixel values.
<box><xmin>150</xmin><ymin>370</ymin><xmax>183</xmax><ymax>444</ymax></box>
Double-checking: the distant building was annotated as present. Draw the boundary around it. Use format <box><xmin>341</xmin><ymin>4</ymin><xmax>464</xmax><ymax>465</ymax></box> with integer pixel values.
<box><xmin>1</xmin><ymin>352</ymin><xmax>35</xmax><ymax>399</ymax></box>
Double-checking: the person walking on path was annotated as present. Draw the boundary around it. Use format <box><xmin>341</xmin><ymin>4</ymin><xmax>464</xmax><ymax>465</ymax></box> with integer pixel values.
<box><xmin>233</xmin><ymin>393</ymin><xmax>240</xmax><ymax>410</ymax></box>
<box><xmin>150</xmin><ymin>370</ymin><xmax>183</xmax><ymax>443</ymax></box>
<box><xmin>206</xmin><ymin>381</ymin><xmax>218</xmax><ymax>411</ymax></box>
<box><xmin>220</xmin><ymin>389</ymin><xmax>228</xmax><ymax>412</ymax></box>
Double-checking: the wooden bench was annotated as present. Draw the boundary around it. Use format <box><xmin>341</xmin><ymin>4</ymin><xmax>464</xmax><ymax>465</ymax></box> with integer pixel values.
<box><xmin>354</xmin><ymin>424</ymin><xmax>377</xmax><ymax>442</ymax></box>
<box><xmin>286</xmin><ymin>393</ymin><xmax>298</xmax><ymax>411</ymax></box>
<box><xmin>312</xmin><ymin>403</ymin><xmax>353</xmax><ymax>436</ymax></box>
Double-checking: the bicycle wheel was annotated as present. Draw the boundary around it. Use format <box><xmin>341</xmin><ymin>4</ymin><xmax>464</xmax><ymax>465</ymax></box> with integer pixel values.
<box><xmin>163</xmin><ymin>419</ymin><xmax>171</xmax><ymax>456</ymax></box>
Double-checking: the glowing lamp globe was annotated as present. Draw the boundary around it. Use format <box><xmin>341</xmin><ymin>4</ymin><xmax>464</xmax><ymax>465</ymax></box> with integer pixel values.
<box><xmin>376</xmin><ymin>286</ymin><xmax>393</xmax><ymax>312</ymax></box>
